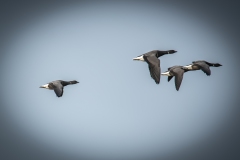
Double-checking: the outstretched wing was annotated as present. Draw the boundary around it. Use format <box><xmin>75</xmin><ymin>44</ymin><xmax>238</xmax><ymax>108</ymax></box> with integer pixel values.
<box><xmin>171</xmin><ymin>68</ymin><xmax>185</xmax><ymax>91</ymax></box>
<box><xmin>195</xmin><ymin>62</ymin><xmax>211</xmax><ymax>76</ymax></box>
<box><xmin>51</xmin><ymin>82</ymin><xmax>64</xmax><ymax>97</ymax></box>
<box><xmin>54</xmin><ymin>86</ymin><xmax>63</xmax><ymax>97</ymax></box>
<box><xmin>144</xmin><ymin>56</ymin><xmax>160</xmax><ymax>84</ymax></box>
<box><xmin>168</xmin><ymin>76</ymin><xmax>174</xmax><ymax>82</ymax></box>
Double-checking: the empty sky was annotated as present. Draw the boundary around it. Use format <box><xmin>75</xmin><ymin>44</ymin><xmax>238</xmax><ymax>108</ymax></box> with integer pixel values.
<box><xmin>0</xmin><ymin>1</ymin><xmax>239</xmax><ymax>160</ymax></box>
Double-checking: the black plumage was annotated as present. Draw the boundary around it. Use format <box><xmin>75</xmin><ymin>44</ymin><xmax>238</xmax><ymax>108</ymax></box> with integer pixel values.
<box><xmin>183</xmin><ymin>60</ymin><xmax>222</xmax><ymax>76</ymax></box>
<box><xmin>133</xmin><ymin>50</ymin><xmax>177</xmax><ymax>84</ymax></box>
<box><xmin>161</xmin><ymin>66</ymin><xmax>189</xmax><ymax>91</ymax></box>
<box><xmin>40</xmin><ymin>80</ymin><xmax>79</xmax><ymax>97</ymax></box>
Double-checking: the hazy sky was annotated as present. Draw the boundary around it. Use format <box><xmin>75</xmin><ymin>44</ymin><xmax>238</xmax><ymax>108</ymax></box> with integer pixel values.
<box><xmin>0</xmin><ymin>1</ymin><xmax>239</xmax><ymax>160</ymax></box>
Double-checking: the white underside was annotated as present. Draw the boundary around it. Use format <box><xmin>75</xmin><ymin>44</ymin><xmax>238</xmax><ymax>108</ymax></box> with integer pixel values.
<box><xmin>161</xmin><ymin>71</ymin><xmax>171</xmax><ymax>76</ymax></box>
<box><xmin>183</xmin><ymin>64</ymin><xmax>193</xmax><ymax>69</ymax></box>
<box><xmin>41</xmin><ymin>84</ymin><xmax>53</xmax><ymax>90</ymax></box>
<box><xmin>133</xmin><ymin>55</ymin><xmax>145</xmax><ymax>62</ymax></box>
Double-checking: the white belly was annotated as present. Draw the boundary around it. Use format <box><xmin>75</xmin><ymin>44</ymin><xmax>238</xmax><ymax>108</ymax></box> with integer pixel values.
<box><xmin>161</xmin><ymin>71</ymin><xmax>171</xmax><ymax>76</ymax></box>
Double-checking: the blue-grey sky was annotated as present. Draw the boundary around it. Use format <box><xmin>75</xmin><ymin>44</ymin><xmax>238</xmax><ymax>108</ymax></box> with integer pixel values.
<box><xmin>0</xmin><ymin>1</ymin><xmax>239</xmax><ymax>160</ymax></box>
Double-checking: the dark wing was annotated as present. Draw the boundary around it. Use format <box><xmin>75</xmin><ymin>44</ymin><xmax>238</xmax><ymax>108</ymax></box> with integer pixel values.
<box><xmin>144</xmin><ymin>56</ymin><xmax>160</xmax><ymax>84</ymax></box>
<box><xmin>171</xmin><ymin>68</ymin><xmax>185</xmax><ymax>91</ymax></box>
<box><xmin>52</xmin><ymin>82</ymin><xmax>64</xmax><ymax>97</ymax></box>
<box><xmin>195</xmin><ymin>62</ymin><xmax>211</xmax><ymax>76</ymax></box>
<box><xmin>168</xmin><ymin>76</ymin><xmax>173</xmax><ymax>82</ymax></box>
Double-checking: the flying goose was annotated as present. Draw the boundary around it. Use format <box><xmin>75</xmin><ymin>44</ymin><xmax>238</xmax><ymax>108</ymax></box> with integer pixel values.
<box><xmin>40</xmin><ymin>80</ymin><xmax>79</xmax><ymax>97</ymax></box>
<box><xmin>133</xmin><ymin>50</ymin><xmax>177</xmax><ymax>84</ymax></box>
<box><xmin>161</xmin><ymin>65</ymin><xmax>189</xmax><ymax>91</ymax></box>
<box><xmin>183</xmin><ymin>60</ymin><xmax>222</xmax><ymax>76</ymax></box>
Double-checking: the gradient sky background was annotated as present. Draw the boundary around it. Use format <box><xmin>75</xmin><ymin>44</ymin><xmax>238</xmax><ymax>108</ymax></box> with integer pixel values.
<box><xmin>0</xmin><ymin>1</ymin><xmax>239</xmax><ymax>160</ymax></box>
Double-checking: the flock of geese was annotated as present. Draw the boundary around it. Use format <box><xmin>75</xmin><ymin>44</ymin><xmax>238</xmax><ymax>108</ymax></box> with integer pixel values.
<box><xmin>40</xmin><ymin>49</ymin><xmax>222</xmax><ymax>97</ymax></box>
